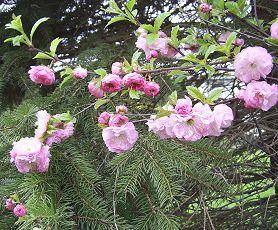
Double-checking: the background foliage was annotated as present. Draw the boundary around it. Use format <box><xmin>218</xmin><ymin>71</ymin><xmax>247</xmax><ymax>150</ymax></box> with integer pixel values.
<box><xmin>0</xmin><ymin>0</ymin><xmax>277</xmax><ymax>229</ymax></box>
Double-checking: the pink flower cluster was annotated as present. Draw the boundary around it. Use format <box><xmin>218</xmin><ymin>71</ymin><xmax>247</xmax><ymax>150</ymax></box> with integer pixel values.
<box><xmin>10</xmin><ymin>110</ymin><xmax>75</xmax><ymax>173</ymax></box>
<box><xmin>28</xmin><ymin>65</ymin><xmax>56</xmax><ymax>85</ymax></box>
<box><xmin>5</xmin><ymin>198</ymin><xmax>27</xmax><ymax>218</ymax></box>
<box><xmin>98</xmin><ymin>106</ymin><xmax>138</xmax><ymax>153</ymax></box>
<box><xmin>236</xmin><ymin>81</ymin><xmax>278</xmax><ymax>111</ymax></box>
<box><xmin>234</xmin><ymin>46</ymin><xmax>277</xmax><ymax>111</ymax></box>
<box><xmin>147</xmin><ymin>96</ymin><xmax>234</xmax><ymax>141</ymax></box>
<box><xmin>73</xmin><ymin>66</ymin><xmax>88</xmax><ymax>79</ymax></box>
<box><xmin>88</xmin><ymin>69</ymin><xmax>160</xmax><ymax>98</ymax></box>
<box><xmin>136</xmin><ymin>28</ymin><xmax>178</xmax><ymax>60</ymax></box>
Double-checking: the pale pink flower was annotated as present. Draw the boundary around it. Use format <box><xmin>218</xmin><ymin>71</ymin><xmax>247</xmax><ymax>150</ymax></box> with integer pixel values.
<box><xmin>35</xmin><ymin>110</ymin><xmax>51</xmax><ymax>140</ymax></box>
<box><xmin>111</xmin><ymin>62</ymin><xmax>124</xmax><ymax>75</ymax></box>
<box><xmin>236</xmin><ymin>81</ymin><xmax>278</xmax><ymax>111</ymax></box>
<box><xmin>270</xmin><ymin>22</ymin><xmax>278</xmax><ymax>39</ymax></box>
<box><xmin>28</xmin><ymin>65</ymin><xmax>55</xmax><ymax>85</ymax></box>
<box><xmin>101</xmin><ymin>74</ymin><xmax>122</xmax><ymax>93</ymax></box>
<box><xmin>169</xmin><ymin>114</ymin><xmax>203</xmax><ymax>141</ymax></box>
<box><xmin>146</xmin><ymin>116</ymin><xmax>175</xmax><ymax>139</ymax></box>
<box><xmin>98</xmin><ymin>112</ymin><xmax>111</xmax><ymax>125</ymax></box>
<box><xmin>10</xmin><ymin>137</ymin><xmax>51</xmax><ymax>173</ymax></box>
<box><xmin>109</xmin><ymin>114</ymin><xmax>129</xmax><ymax>127</ymax></box>
<box><xmin>73</xmin><ymin>66</ymin><xmax>88</xmax><ymax>79</ymax></box>
<box><xmin>5</xmin><ymin>199</ymin><xmax>14</xmax><ymax>211</ymax></box>
<box><xmin>116</xmin><ymin>105</ymin><xmax>128</xmax><ymax>114</ymax></box>
<box><xmin>88</xmin><ymin>82</ymin><xmax>104</xmax><ymax>98</ymax></box>
<box><xmin>102</xmin><ymin>122</ymin><xmax>138</xmax><ymax>153</ymax></box>
<box><xmin>175</xmin><ymin>97</ymin><xmax>192</xmax><ymax>115</ymax></box>
<box><xmin>13</xmin><ymin>204</ymin><xmax>26</xmax><ymax>217</ymax></box>
<box><xmin>213</xmin><ymin>104</ymin><xmax>234</xmax><ymax>128</ymax></box>
<box><xmin>234</xmin><ymin>46</ymin><xmax>273</xmax><ymax>83</ymax></box>
<box><xmin>234</xmin><ymin>38</ymin><xmax>244</xmax><ymax>46</ymax></box>
<box><xmin>144</xmin><ymin>81</ymin><xmax>160</xmax><ymax>97</ymax></box>
<box><xmin>200</xmin><ymin>3</ymin><xmax>212</xmax><ymax>13</ymax></box>
<box><xmin>123</xmin><ymin>73</ymin><xmax>146</xmax><ymax>91</ymax></box>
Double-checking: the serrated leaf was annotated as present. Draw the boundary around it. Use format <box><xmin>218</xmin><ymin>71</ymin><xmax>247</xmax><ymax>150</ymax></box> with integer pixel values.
<box><xmin>146</xmin><ymin>33</ymin><xmax>159</xmax><ymax>45</ymax></box>
<box><xmin>154</xmin><ymin>12</ymin><xmax>171</xmax><ymax>31</ymax></box>
<box><xmin>186</xmin><ymin>86</ymin><xmax>205</xmax><ymax>102</ymax></box>
<box><xmin>94</xmin><ymin>99</ymin><xmax>110</xmax><ymax>109</ymax></box>
<box><xmin>94</xmin><ymin>68</ymin><xmax>107</xmax><ymax>77</ymax></box>
<box><xmin>129</xmin><ymin>90</ymin><xmax>140</xmax><ymax>99</ymax></box>
<box><xmin>141</xmin><ymin>24</ymin><xmax>155</xmax><ymax>33</ymax></box>
<box><xmin>106</xmin><ymin>16</ymin><xmax>128</xmax><ymax>27</ymax></box>
<box><xmin>33</xmin><ymin>52</ymin><xmax>52</xmax><ymax>60</ymax></box>
<box><xmin>225</xmin><ymin>2</ymin><xmax>240</xmax><ymax>15</ymax></box>
<box><xmin>30</xmin><ymin>17</ymin><xmax>49</xmax><ymax>42</ymax></box>
<box><xmin>59</xmin><ymin>75</ymin><xmax>73</xmax><ymax>89</ymax></box>
<box><xmin>168</xmin><ymin>91</ymin><xmax>178</xmax><ymax>105</ymax></box>
<box><xmin>207</xmin><ymin>88</ymin><xmax>223</xmax><ymax>102</ymax></box>
<box><xmin>205</xmin><ymin>45</ymin><xmax>216</xmax><ymax>60</ymax></box>
<box><xmin>108</xmin><ymin>0</ymin><xmax>122</xmax><ymax>14</ymax></box>
<box><xmin>126</xmin><ymin>0</ymin><xmax>135</xmax><ymax>11</ymax></box>
<box><xmin>170</xmin><ymin>25</ymin><xmax>180</xmax><ymax>48</ymax></box>
<box><xmin>50</xmin><ymin>37</ymin><xmax>63</xmax><ymax>55</ymax></box>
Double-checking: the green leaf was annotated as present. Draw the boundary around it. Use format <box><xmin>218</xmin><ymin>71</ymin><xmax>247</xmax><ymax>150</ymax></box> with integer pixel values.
<box><xmin>94</xmin><ymin>99</ymin><xmax>110</xmax><ymax>110</ymax></box>
<box><xmin>186</xmin><ymin>86</ymin><xmax>205</xmax><ymax>102</ymax></box>
<box><xmin>10</xmin><ymin>35</ymin><xmax>24</xmax><ymax>46</ymax></box>
<box><xmin>129</xmin><ymin>90</ymin><xmax>140</xmax><ymax>99</ymax></box>
<box><xmin>30</xmin><ymin>17</ymin><xmax>49</xmax><ymax>42</ymax></box>
<box><xmin>5</xmin><ymin>15</ymin><xmax>24</xmax><ymax>33</ymax></box>
<box><xmin>50</xmin><ymin>37</ymin><xmax>63</xmax><ymax>55</ymax></box>
<box><xmin>213</xmin><ymin>0</ymin><xmax>224</xmax><ymax>10</ymax></box>
<box><xmin>168</xmin><ymin>91</ymin><xmax>178</xmax><ymax>105</ymax></box>
<box><xmin>156</xmin><ymin>106</ymin><xmax>173</xmax><ymax>118</ymax></box>
<box><xmin>59</xmin><ymin>75</ymin><xmax>73</xmax><ymax>89</ymax></box>
<box><xmin>107</xmin><ymin>0</ymin><xmax>122</xmax><ymax>14</ymax></box>
<box><xmin>205</xmin><ymin>45</ymin><xmax>216</xmax><ymax>60</ymax></box>
<box><xmin>141</xmin><ymin>24</ymin><xmax>155</xmax><ymax>33</ymax></box>
<box><xmin>182</xmin><ymin>54</ymin><xmax>200</xmax><ymax>63</ymax></box>
<box><xmin>225</xmin><ymin>2</ymin><xmax>240</xmax><ymax>16</ymax></box>
<box><xmin>33</xmin><ymin>52</ymin><xmax>52</xmax><ymax>60</ymax></box>
<box><xmin>59</xmin><ymin>111</ymin><xmax>73</xmax><ymax>122</ymax></box>
<box><xmin>225</xmin><ymin>32</ymin><xmax>237</xmax><ymax>52</ymax></box>
<box><xmin>60</xmin><ymin>67</ymin><xmax>73</xmax><ymax>77</ymax></box>
<box><xmin>154</xmin><ymin>12</ymin><xmax>171</xmax><ymax>31</ymax></box>
<box><xmin>207</xmin><ymin>88</ymin><xmax>223</xmax><ymax>102</ymax></box>
<box><xmin>126</xmin><ymin>0</ymin><xmax>136</xmax><ymax>11</ymax></box>
<box><xmin>94</xmin><ymin>68</ymin><xmax>107</xmax><ymax>77</ymax></box>
<box><xmin>238</xmin><ymin>0</ymin><xmax>246</xmax><ymax>10</ymax></box>
<box><xmin>266</xmin><ymin>37</ymin><xmax>278</xmax><ymax>46</ymax></box>
<box><xmin>146</xmin><ymin>33</ymin><xmax>159</xmax><ymax>45</ymax></box>
<box><xmin>170</xmin><ymin>25</ymin><xmax>180</xmax><ymax>48</ymax></box>
<box><xmin>106</xmin><ymin>16</ymin><xmax>128</xmax><ymax>27</ymax></box>
<box><xmin>132</xmin><ymin>50</ymin><xmax>142</xmax><ymax>65</ymax></box>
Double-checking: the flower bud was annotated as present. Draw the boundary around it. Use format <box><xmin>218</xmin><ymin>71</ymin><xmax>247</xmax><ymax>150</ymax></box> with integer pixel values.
<box><xmin>13</xmin><ymin>204</ymin><xmax>27</xmax><ymax>217</ymax></box>
<box><xmin>116</xmin><ymin>105</ymin><xmax>128</xmax><ymax>114</ymax></box>
<box><xmin>200</xmin><ymin>3</ymin><xmax>212</xmax><ymax>13</ymax></box>
<box><xmin>5</xmin><ymin>199</ymin><xmax>14</xmax><ymax>211</ymax></box>
<box><xmin>98</xmin><ymin>112</ymin><xmax>111</xmax><ymax>126</ymax></box>
<box><xmin>88</xmin><ymin>82</ymin><xmax>104</xmax><ymax>98</ymax></box>
<box><xmin>73</xmin><ymin>66</ymin><xmax>88</xmax><ymax>79</ymax></box>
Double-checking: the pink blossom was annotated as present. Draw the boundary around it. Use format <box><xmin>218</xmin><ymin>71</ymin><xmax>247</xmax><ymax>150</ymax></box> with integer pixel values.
<box><xmin>146</xmin><ymin>116</ymin><xmax>175</xmax><ymax>139</ymax></box>
<box><xmin>116</xmin><ymin>105</ymin><xmax>128</xmax><ymax>114</ymax></box>
<box><xmin>109</xmin><ymin>114</ymin><xmax>129</xmax><ymax>127</ymax></box>
<box><xmin>111</xmin><ymin>62</ymin><xmax>124</xmax><ymax>75</ymax></box>
<box><xmin>175</xmin><ymin>97</ymin><xmax>192</xmax><ymax>115</ymax></box>
<box><xmin>135</xmin><ymin>29</ymin><xmax>177</xmax><ymax>60</ymax></box>
<box><xmin>171</xmin><ymin>113</ymin><xmax>204</xmax><ymax>141</ymax></box>
<box><xmin>13</xmin><ymin>204</ymin><xmax>26</xmax><ymax>217</ymax></box>
<box><xmin>200</xmin><ymin>3</ymin><xmax>212</xmax><ymax>13</ymax></box>
<box><xmin>234</xmin><ymin>46</ymin><xmax>273</xmax><ymax>83</ymax></box>
<box><xmin>28</xmin><ymin>65</ymin><xmax>55</xmax><ymax>85</ymax></box>
<box><xmin>88</xmin><ymin>82</ymin><xmax>104</xmax><ymax>98</ymax></box>
<box><xmin>45</xmin><ymin>121</ymin><xmax>74</xmax><ymax>146</ymax></box>
<box><xmin>102</xmin><ymin>122</ymin><xmax>138</xmax><ymax>153</ymax></box>
<box><xmin>5</xmin><ymin>199</ymin><xmax>14</xmax><ymax>211</ymax></box>
<box><xmin>10</xmin><ymin>137</ymin><xmax>51</xmax><ymax>173</ymax></box>
<box><xmin>213</xmin><ymin>104</ymin><xmax>234</xmax><ymax>128</ymax></box>
<box><xmin>98</xmin><ymin>112</ymin><xmax>111</xmax><ymax>125</ymax></box>
<box><xmin>144</xmin><ymin>81</ymin><xmax>160</xmax><ymax>97</ymax></box>
<box><xmin>234</xmin><ymin>38</ymin><xmax>245</xmax><ymax>46</ymax></box>
<box><xmin>73</xmin><ymin>66</ymin><xmax>87</xmax><ymax>79</ymax></box>
<box><xmin>236</xmin><ymin>81</ymin><xmax>278</xmax><ymax>111</ymax></box>
<box><xmin>123</xmin><ymin>73</ymin><xmax>146</xmax><ymax>91</ymax></box>
<box><xmin>101</xmin><ymin>74</ymin><xmax>122</xmax><ymax>93</ymax></box>
<box><xmin>270</xmin><ymin>22</ymin><xmax>278</xmax><ymax>39</ymax></box>
<box><xmin>35</xmin><ymin>110</ymin><xmax>51</xmax><ymax>140</ymax></box>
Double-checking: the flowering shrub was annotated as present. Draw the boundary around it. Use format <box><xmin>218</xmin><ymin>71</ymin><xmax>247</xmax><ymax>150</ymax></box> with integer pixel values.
<box><xmin>1</xmin><ymin>0</ymin><xmax>278</xmax><ymax>229</ymax></box>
